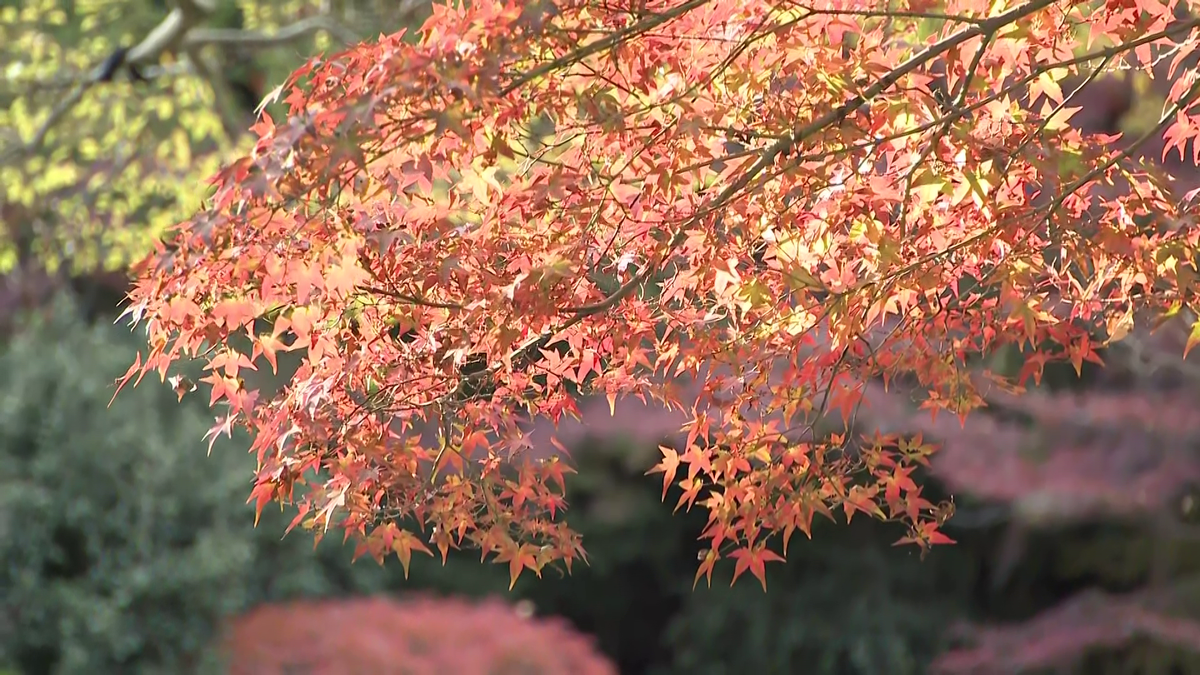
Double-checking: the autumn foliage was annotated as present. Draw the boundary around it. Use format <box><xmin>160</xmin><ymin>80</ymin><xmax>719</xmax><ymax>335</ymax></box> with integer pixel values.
<box><xmin>222</xmin><ymin>596</ymin><xmax>616</xmax><ymax>674</ymax></box>
<box><xmin>119</xmin><ymin>0</ymin><xmax>1200</xmax><ymax>587</ymax></box>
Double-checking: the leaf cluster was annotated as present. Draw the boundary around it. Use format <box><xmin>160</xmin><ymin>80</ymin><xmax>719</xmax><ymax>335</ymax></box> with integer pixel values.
<box><xmin>120</xmin><ymin>0</ymin><xmax>1200</xmax><ymax>586</ymax></box>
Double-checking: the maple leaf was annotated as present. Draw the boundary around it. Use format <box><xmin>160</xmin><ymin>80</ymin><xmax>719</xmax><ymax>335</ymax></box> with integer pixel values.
<box><xmin>246</xmin><ymin>481</ymin><xmax>277</xmax><ymax>528</ymax></box>
<box><xmin>694</xmin><ymin>548</ymin><xmax>719</xmax><ymax>590</ymax></box>
<box><xmin>390</xmin><ymin>528</ymin><xmax>434</xmax><ymax>579</ymax></box>
<box><xmin>203</xmin><ymin>412</ymin><xmax>237</xmax><ymax>456</ymax></box>
<box><xmin>728</xmin><ymin>545</ymin><xmax>786</xmax><ymax>592</ymax></box>
<box><xmin>168</xmin><ymin>374</ymin><xmax>197</xmax><ymax>401</ymax></box>
<box><xmin>253</xmin><ymin>333</ymin><xmax>289</xmax><ymax>374</ymax></box>
<box><xmin>646</xmin><ymin>445</ymin><xmax>681</xmax><ymax>500</ymax></box>
<box><xmin>495</xmin><ymin>542</ymin><xmax>544</xmax><ymax>591</ymax></box>
<box><xmin>1186</xmin><ymin>315</ymin><xmax>1200</xmax><ymax>358</ymax></box>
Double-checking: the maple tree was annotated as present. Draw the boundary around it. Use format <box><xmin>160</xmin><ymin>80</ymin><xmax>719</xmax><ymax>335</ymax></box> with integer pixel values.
<box><xmin>118</xmin><ymin>0</ymin><xmax>1200</xmax><ymax>589</ymax></box>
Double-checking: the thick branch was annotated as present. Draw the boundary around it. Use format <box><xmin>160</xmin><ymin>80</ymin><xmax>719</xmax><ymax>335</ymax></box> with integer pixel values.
<box><xmin>9</xmin><ymin>1</ymin><xmax>362</xmax><ymax>156</ymax></box>
<box><xmin>125</xmin><ymin>0</ymin><xmax>214</xmax><ymax>67</ymax></box>
<box><xmin>184</xmin><ymin>15</ymin><xmax>361</xmax><ymax>51</ymax></box>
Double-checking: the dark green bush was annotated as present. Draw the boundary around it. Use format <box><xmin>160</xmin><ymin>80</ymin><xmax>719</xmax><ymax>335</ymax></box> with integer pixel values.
<box><xmin>0</xmin><ymin>298</ymin><xmax>258</xmax><ymax>675</ymax></box>
<box><xmin>663</xmin><ymin>516</ymin><xmax>978</xmax><ymax>675</ymax></box>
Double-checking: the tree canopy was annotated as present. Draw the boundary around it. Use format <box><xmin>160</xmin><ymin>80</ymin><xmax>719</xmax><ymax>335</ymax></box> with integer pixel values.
<box><xmin>118</xmin><ymin>0</ymin><xmax>1200</xmax><ymax>589</ymax></box>
<box><xmin>0</xmin><ymin>0</ymin><xmax>422</xmax><ymax>275</ymax></box>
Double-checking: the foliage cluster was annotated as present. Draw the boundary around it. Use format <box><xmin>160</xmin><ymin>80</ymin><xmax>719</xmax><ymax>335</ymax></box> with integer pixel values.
<box><xmin>2</xmin><ymin>0</ymin><xmax>232</xmax><ymax>273</ymax></box>
<box><xmin>0</xmin><ymin>298</ymin><xmax>254</xmax><ymax>675</ymax></box>
<box><xmin>221</xmin><ymin>596</ymin><xmax>616</xmax><ymax>674</ymax></box>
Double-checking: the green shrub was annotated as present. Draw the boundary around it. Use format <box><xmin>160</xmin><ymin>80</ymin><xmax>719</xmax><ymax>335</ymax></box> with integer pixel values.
<box><xmin>0</xmin><ymin>298</ymin><xmax>256</xmax><ymax>675</ymax></box>
<box><xmin>663</xmin><ymin>514</ymin><xmax>978</xmax><ymax>675</ymax></box>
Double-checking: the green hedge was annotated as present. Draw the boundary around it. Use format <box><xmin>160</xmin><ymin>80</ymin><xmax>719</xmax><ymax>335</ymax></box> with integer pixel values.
<box><xmin>0</xmin><ymin>297</ymin><xmax>419</xmax><ymax>674</ymax></box>
<box><xmin>0</xmin><ymin>299</ymin><xmax>256</xmax><ymax>674</ymax></box>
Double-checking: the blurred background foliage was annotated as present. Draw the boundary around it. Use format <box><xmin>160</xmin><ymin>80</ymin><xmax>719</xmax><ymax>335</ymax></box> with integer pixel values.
<box><xmin>221</xmin><ymin>596</ymin><xmax>619</xmax><ymax>674</ymax></box>
<box><xmin>0</xmin><ymin>298</ymin><xmax>255</xmax><ymax>675</ymax></box>
<box><xmin>0</xmin><ymin>0</ymin><xmax>428</xmax><ymax>275</ymax></box>
<box><xmin>2</xmin><ymin>1</ymin><xmax>1200</xmax><ymax>674</ymax></box>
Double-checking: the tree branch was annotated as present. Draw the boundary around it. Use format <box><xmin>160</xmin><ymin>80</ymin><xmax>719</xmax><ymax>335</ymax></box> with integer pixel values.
<box><xmin>184</xmin><ymin>15</ymin><xmax>361</xmax><ymax>50</ymax></box>
<box><xmin>7</xmin><ymin>0</ymin><xmax>363</xmax><ymax>157</ymax></box>
<box><xmin>126</xmin><ymin>0</ymin><xmax>217</xmax><ymax>66</ymax></box>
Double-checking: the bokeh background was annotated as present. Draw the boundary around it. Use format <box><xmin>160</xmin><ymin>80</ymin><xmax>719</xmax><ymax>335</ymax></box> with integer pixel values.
<box><xmin>3</xmin><ymin>1</ymin><xmax>1200</xmax><ymax>673</ymax></box>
